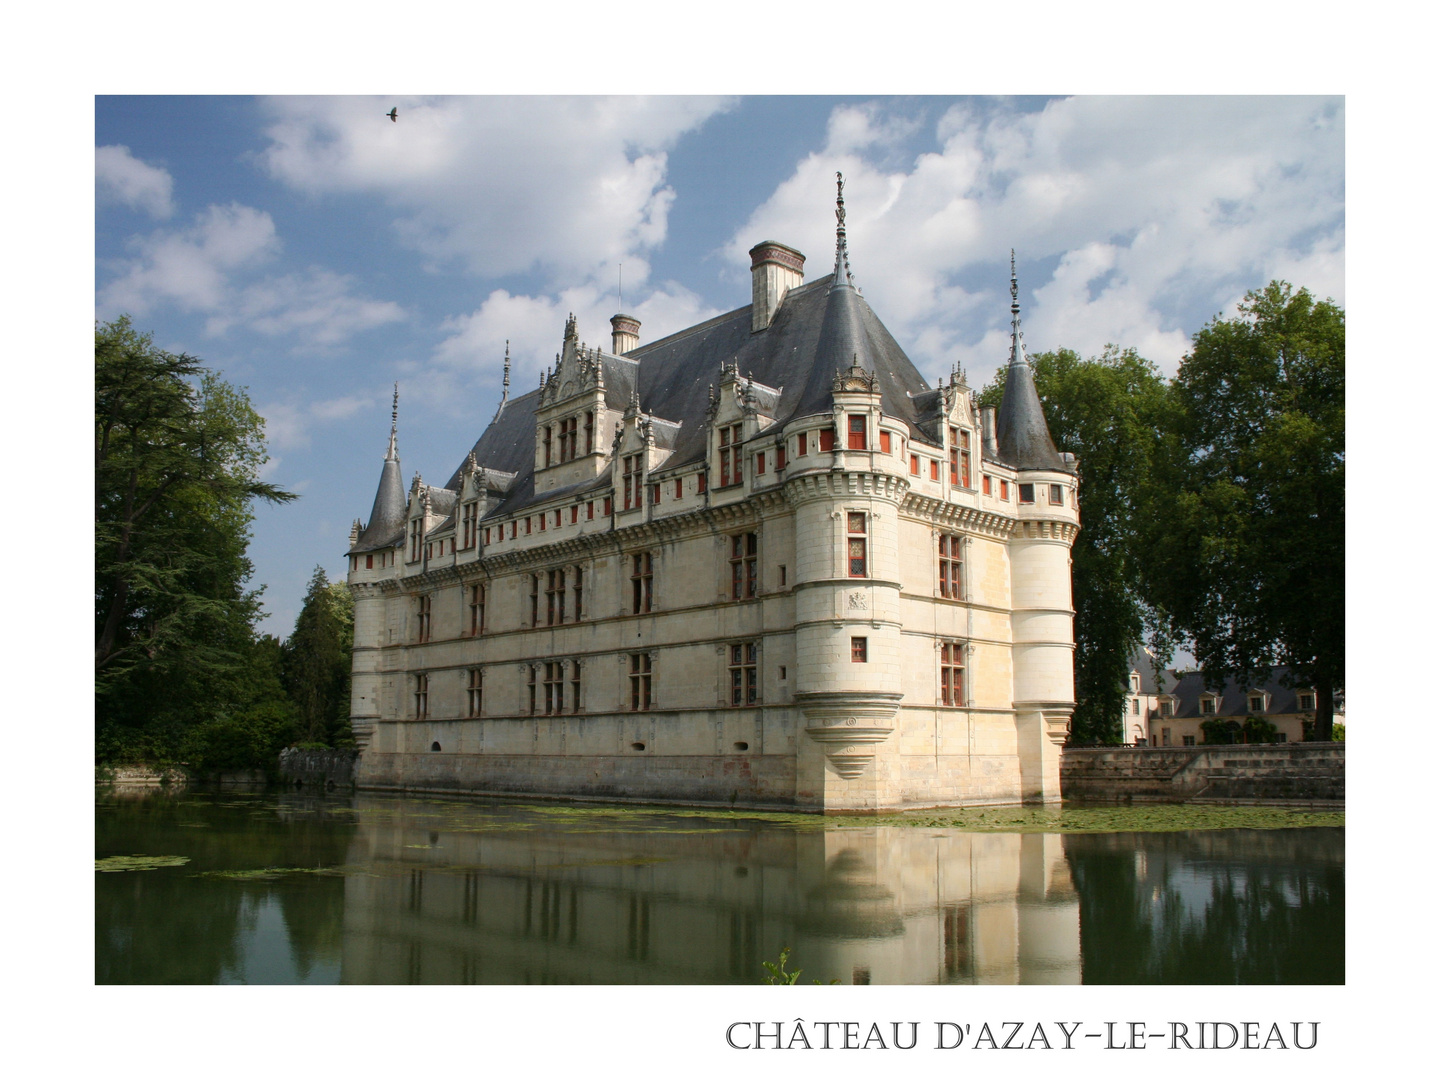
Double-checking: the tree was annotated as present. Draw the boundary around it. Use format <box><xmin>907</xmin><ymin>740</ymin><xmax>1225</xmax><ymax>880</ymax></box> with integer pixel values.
<box><xmin>1139</xmin><ymin>283</ymin><xmax>1344</xmax><ymax>739</ymax></box>
<box><xmin>95</xmin><ymin>317</ymin><xmax>295</xmax><ymax>760</ymax></box>
<box><xmin>281</xmin><ymin>567</ymin><xmax>355</xmax><ymax>747</ymax></box>
<box><xmin>980</xmin><ymin>347</ymin><xmax>1173</xmax><ymax>744</ymax></box>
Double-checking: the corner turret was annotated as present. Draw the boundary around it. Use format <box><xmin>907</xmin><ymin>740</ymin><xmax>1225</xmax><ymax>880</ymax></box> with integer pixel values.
<box><xmin>995</xmin><ymin>253</ymin><xmax>1065</xmax><ymax>471</ymax></box>
<box><xmin>352</xmin><ymin>383</ymin><xmax>407</xmax><ymax>552</ymax></box>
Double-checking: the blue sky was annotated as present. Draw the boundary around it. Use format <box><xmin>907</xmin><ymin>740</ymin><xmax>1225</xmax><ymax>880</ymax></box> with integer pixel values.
<box><xmin>95</xmin><ymin>95</ymin><xmax>1344</xmax><ymax>636</ymax></box>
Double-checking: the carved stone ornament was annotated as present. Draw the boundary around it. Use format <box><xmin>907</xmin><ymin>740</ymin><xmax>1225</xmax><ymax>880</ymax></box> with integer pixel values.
<box><xmin>847</xmin><ymin>591</ymin><xmax>868</xmax><ymax>610</ymax></box>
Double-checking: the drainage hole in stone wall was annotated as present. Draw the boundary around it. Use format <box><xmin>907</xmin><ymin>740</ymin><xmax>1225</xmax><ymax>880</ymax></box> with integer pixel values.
<box><xmin>734</xmin><ymin>741</ymin><xmax>749</xmax><ymax>751</ymax></box>
<box><xmin>631</xmin><ymin>742</ymin><xmax>646</xmax><ymax>751</ymax></box>
<box><xmin>430</xmin><ymin>742</ymin><xmax>442</xmax><ymax>752</ymax></box>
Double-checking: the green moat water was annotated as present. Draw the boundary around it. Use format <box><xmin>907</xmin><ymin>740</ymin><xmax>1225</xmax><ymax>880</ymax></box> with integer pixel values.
<box><xmin>95</xmin><ymin>789</ymin><xmax>1343</xmax><ymax>984</ymax></box>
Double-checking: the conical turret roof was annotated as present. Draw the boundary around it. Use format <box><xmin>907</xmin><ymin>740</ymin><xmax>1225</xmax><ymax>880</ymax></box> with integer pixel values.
<box><xmin>995</xmin><ymin>253</ymin><xmax>1064</xmax><ymax>471</ymax></box>
<box><xmin>353</xmin><ymin>385</ymin><xmax>408</xmax><ymax>552</ymax></box>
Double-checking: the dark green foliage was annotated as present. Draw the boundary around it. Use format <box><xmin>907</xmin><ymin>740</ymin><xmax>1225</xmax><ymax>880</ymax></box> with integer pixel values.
<box><xmin>95</xmin><ymin>317</ymin><xmax>296</xmax><ymax>765</ymax></box>
<box><xmin>980</xmin><ymin>347</ymin><xmax>1172</xmax><ymax>744</ymax></box>
<box><xmin>281</xmin><ymin>567</ymin><xmax>355</xmax><ymax>747</ymax></box>
<box><xmin>1141</xmin><ymin>283</ymin><xmax>1344</xmax><ymax>739</ymax></box>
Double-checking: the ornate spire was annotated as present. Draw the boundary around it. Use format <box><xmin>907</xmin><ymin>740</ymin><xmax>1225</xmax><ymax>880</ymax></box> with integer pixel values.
<box><xmin>386</xmin><ymin>382</ymin><xmax>399</xmax><ymax>461</ymax></box>
<box><xmin>832</xmin><ymin>171</ymin><xmax>854</xmax><ymax>288</ymax></box>
<box><xmin>501</xmin><ymin>340</ymin><xmax>510</xmax><ymax>401</ymax></box>
<box><xmin>995</xmin><ymin>251</ymin><xmax>1064</xmax><ymax>470</ymax></box>
<box><xmin>1008</xmin><ymin>249</ymin><xmax>1027</xmax><ymax>368</ymax></box>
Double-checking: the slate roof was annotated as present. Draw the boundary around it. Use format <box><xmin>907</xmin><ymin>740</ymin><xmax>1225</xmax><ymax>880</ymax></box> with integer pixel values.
<box><xmin>1164</xmin><ymin>668</ymin><xmax>1318</xmax><ymax>719</ymax></box>
<box><xmin>995</xmin><ymin>347</ymin><xmax>1064</xmax><ymax>470</ymax></box>
<box><xmin>353</xmin><ymin>449</ymin><xmax>407</xmax><ymax>553</ymax></box>
<box><xmin>356</xmin><ymin>241</ymin><xmax>1068</xmax><ymax>536</ymax></box>
<box><xmin>439</xmin><ymin>272</ymin><xmax>936</xmax><ymax>520</ymax></box>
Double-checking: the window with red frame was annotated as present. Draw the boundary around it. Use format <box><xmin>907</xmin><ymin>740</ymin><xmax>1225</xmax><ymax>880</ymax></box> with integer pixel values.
<box><xmin>879</xmin><ymin>431</ymin><xmax>891</xmax><ymax>454</ymax></box>
<box><xmin>940</xmin><ymin>642</ymin><xmax>965</xmax><ymax>705</ymax></box>
<box><xmin>819</xmin><ymin>428</ymin><xmax>836</xmax><ymax>452</ymax></box>
<box><xmin>730</xmin><ymin>532</ymin><xmax>757</xmax><ymax>599</ymax></box>
<box><xmin>847</xmin><ymin>513</ymin><xmax>867</xmax><ymax>577</ymax></box>
<box><xmin>851</xmin><ymin>637</ymin><xmax>868</xmax><ymax>663</ymax></box>
<box><xmin>939</xmin><ymin>535</ymin><xmax>963</xmax><ymax>599</ymax></box>
<box><xmin>631</xmin><ymin>552</ymin><xmax>653</xmax><ymax>614</ymax></box>
<box><xmin>848</xmin><ymin>414</ymin><xmax>867</xmax><ymax>450</ymax></box>
<box><xmin>719</xmin><ymin>424</ymin><xmax>743</xmax><ymax>486</ymax></box>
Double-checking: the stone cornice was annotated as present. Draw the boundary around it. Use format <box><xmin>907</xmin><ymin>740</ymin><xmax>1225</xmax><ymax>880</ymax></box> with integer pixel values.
<box><xmin>900</xmin><ymin>494</ymin><xmax>1016</xmax><ymax>540</ymax></box>
<box><xmin>1013</xmin><ymin>519</ymin><xmax>1080</xmax><ymax>543</ymax></box>
<box><xmin>783</xmin><ymin>470</ymin><xmax>910</xmax><ymax>507</ymax></box>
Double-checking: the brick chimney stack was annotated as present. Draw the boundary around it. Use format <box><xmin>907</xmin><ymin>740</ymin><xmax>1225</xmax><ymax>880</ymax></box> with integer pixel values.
<box><xmin>749</xmin><ymin>241</ymin><xmax>805</xmax><ymax>332</ymax></box>
<box><xmin>610</xmin><ymin>314</ymin><xmax>640</xmax><ymax>355</ymax></box>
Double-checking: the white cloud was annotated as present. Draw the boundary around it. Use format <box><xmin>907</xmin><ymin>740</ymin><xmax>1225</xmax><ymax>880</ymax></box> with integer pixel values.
<box><xmin>96</xmin><ymin>145</ymin><xmax>174</xmax><ymax>219</ymax></box>
<box><xmin>99</xmin><ymin>204</ymin><xmax>404</xmax><ymax>350</ymax></box>
<box><xmin>208</xmin><ymin>268</ymin><xmax>407</xmax><ymax>348</ymax></box>
<box><xmin>424</xmin><ymin>280</ymin><xmax>722</xmax><ymax>417</ymax></box>
<box><xmin>260</xmin><ymin>393</ymin><xmax>375</xmax><ymax>452</ymax></box>
<box><xmin>99</xmin><ymin>203</ymin><xmax>279</xmax><ymax>315</ymax></box>
<box><xmin>257</xmin><ymin>96</ymin><xmax>733</xmax><ymax>286</ymax></box>
<box><xmin>725</xmin><ymin>97</ymin><xmax>1343</xmax><ymax>377</ymax></box>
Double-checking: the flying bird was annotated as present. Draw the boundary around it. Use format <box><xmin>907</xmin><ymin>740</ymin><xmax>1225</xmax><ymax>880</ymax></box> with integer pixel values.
<box><xmin>386</xmin><ymin>108</ymin><xmax>398</xmax><ymax>122</ymax></box>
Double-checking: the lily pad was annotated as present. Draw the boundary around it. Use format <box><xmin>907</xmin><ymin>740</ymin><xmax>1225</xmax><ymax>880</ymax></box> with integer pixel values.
<box><xmin>96</xmin><ymin>854</ymin><xmax>191</xmax><ymax>872</ymax></box>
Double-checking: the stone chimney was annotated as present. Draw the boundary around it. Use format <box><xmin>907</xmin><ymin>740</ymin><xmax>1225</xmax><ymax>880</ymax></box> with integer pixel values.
<box><xmin>980</xmin><ymin>406</ymin><xmax>999</xmax><ymax>460</ymax></box>
<box><xmin>749</xmin><ymin>241</ymin><xmax>805</xmax><ymax>332</ymax></box>
<box><xmin>610</xmin><ymin>314</ymin><xmax>640</xmax><ymax>355</ymax></box>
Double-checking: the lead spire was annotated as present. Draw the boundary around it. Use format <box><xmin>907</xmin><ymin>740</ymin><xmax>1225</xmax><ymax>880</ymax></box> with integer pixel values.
<box><xmin>386</xmin><ymin>382</ymin><xmax>399</xmax><ymax>460</ymax></box>
<box><xmin>1009</xmin><ymin>249</ymin><xmax>1027</xmax><ymax>368</ymax></box>
<box><xmin>832</xmin><ymin>171</ymin><xmax>853</xmax><ymax>288</ymax></box>
<box><xmin>502</xmin><ymin>340</ymin><xmax>511</xmax><ymax>401</ymax></box>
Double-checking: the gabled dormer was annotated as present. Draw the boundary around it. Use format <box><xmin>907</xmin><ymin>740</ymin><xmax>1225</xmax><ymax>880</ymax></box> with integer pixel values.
<box><xmin>1245</xmin><ymin>688</ymin><xmax>1271</xmax><ymax>715</ymax></box>
<box><xmin>706</xmin><ymin>361</ymin><xmax>781</xmax><ymax>493</ymax></box>
<box><xmin>612</xmin><ymin>390</ymin><xmax>680</xmax><ymax>518</ymax></box>
<box><xmin>455</xmin><ymin>451</ymin><xmax>518</xmax><ymax>553</ymax></box>
<box><xmin>534</xmin><ymin>313</ymin><xmax>628</xmax><ymax>494</ymax></box>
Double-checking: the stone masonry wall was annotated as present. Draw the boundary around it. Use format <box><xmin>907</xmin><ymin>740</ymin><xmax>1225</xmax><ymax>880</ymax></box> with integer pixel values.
<box><xmin>1061</xmin><ymin>744</ymin><xmax>1344</xmax><ymax>805</ymax></box>
<box><xmin>279</xmin><ymin>747</ymin><xmax>359</xmax><ymax>790</ymax></box>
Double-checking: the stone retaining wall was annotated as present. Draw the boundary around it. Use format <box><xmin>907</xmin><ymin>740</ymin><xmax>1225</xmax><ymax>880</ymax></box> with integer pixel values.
<box><xmin>279</xmin><ymin>747</ymin><xmax>358</xmax><ymax>790</ymax></box>
<box><xmin>1061</xmin><ymin>744</ymin><xmax>1344</xmax><ymax>805</ymax></box>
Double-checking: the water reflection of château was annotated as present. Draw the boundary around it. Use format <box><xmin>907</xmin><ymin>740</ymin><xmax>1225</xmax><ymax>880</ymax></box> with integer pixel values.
<box><xmin>337</xmin><ymin>798</ymin><xmax>1081</xmax><ymax>984</ymax></box>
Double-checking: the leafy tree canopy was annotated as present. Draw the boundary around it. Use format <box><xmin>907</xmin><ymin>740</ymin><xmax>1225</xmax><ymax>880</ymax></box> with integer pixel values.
<box><xmin>96</xmin><ymin>317</ymin><xmax>295</xmax><ymax>760</ymax></box>
<box><xmin>281</xmin><ymin>567</ymin><xmax>355</xmax><ymax>747</ymax></box>
<box><xmin>1139</xmin><ymin>283</ymin><xmax>1344</xmax><ymax>739</ymax></box>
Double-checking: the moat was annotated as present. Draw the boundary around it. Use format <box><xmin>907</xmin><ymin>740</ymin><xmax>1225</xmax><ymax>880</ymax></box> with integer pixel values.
<box><xmin>95</xmin><ymin>789</ymin><xmax>1343</xmax><ymax>984</ymax></box>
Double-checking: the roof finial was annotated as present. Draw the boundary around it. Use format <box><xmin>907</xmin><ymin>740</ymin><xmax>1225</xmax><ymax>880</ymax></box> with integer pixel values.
<box><xmin>386</xmin><ymin>382</ymin><xmax>399</xmax><ymax>460</ymax></box>
<box><xmin>833</xmin><ymin>171</ymin><xmax>853</xmax><ymax>288</ymax></box>
<box><xmin>1009</xmin><ymin>249</ymin><xmax>1026</xmax><ymax>368</ymax></box>
<box><xmin>502</xmin><ymin>340</ymin><xmax>511</xmax><ymax>399</ymax></box>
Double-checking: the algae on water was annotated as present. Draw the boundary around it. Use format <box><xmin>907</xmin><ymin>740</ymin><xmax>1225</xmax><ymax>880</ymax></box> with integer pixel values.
<box><xmin>96</xmin><ymin>854</ymin><xmax>191</xmax><ymax>872</ymax></box>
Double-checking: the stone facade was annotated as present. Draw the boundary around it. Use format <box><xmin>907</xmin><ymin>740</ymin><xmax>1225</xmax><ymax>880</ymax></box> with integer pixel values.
<box><xmin>347</xmin><ymin>194</ymin><xmax>1079</xmax><ymax>812</ymax></box>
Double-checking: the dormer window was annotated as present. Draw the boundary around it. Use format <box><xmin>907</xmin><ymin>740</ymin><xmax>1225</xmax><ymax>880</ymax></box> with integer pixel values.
<box><xmin>1159</xmin><ymin>699</ymin><xmax>1173</xmax><ymax>718</ymax></box>
<box><xmin>623</xmin><ymin>454</ymin><xmax>642</xmax><ymax>510</ymax></box>
<box><xmin>1200</xmin><ymin>696</ymin><xmax>1217</xmax><ymax>715</ymax></box>
<box><xmin>719</xmin><ymin>424</ymin><xmax>743</xmax><ymax>487</ymax></box>
<box><xmin>1299</xmin><ymin>692</ymin><xmax>1316</xmax><ymax>711</ymax></box>
<box><xmin>1248</xmin><ymin>693</ymin><xmax>1268</xmax><ymax>713</ymax></box>
<box><xmin>1130</xmin><ymin>673</ymin><xmax>1140</xmax><ymax>693</ymax></box>
<box><xmin>848</xmin><ymin>415</ymin><xmax>867</xmax><ymax>450</ymax></box>
<box><xmin>950</xmin><ymin>427</ymin><xmax>970</xmax><ymax>487</ymax></box>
